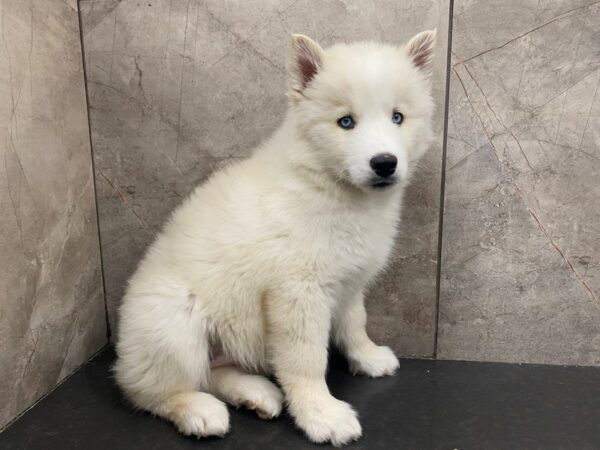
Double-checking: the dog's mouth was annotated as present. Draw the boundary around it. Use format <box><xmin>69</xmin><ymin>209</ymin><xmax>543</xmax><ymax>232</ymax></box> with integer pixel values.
<box><xmin>369</xmin><ymin>178</ymin><xmax>397</xmax><ymax>189</ymax></box>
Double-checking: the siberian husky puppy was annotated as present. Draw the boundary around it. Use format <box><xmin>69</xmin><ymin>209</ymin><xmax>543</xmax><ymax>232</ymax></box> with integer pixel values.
<box><xmin>114</xmin><ymin>30</ymin><xmax>436</xmax><ymax>446</ymax></box>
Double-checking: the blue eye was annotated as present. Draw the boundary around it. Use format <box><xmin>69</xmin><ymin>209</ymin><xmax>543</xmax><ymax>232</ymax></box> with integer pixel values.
<box><xmin>337</xmin><ymin>115</ymin><xmax>355</xmax><ymax>129</ymax></box>
<box><xmin>392</xmin><ymin>111</ymin><xmax>403</xmax><ymax>125</ymax></box>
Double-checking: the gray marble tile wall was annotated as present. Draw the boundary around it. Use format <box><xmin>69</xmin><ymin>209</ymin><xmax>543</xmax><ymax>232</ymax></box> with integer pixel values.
<box><xmin>439</xmin><ymin>0</ymin><xmax>600</xmax><ymax>365</ymax></box>
<box><xmin>79</xmin><ymin>0</ymin><xmax>450</xmax><ymax>357</ymax></box>
<box><xmin>0</xmin><ymin>0</ymin><xmax>107</xmax><ymax>429</ymax></box>
<box><xmin>14</xmin><ymin>0</ymin><xmax>590</xmax><ymax>383</ymax></box>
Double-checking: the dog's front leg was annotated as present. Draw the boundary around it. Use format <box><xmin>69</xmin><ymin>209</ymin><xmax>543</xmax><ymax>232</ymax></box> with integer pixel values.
<box><xmin>266</xmin><ymin>282</ymin><xmax>362</xmax><ymax>446</ymax></box>
<box><xmin>333</xmin><ymin>290</ymin><xmax>400</xmax><ymax>377</ymax></box>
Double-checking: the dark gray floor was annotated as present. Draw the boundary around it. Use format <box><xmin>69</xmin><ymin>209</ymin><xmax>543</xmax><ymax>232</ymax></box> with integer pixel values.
<box><xmin>1</xmin><ymin>347</ymin><xmax>599</xmax><ymax>450</ymax></box>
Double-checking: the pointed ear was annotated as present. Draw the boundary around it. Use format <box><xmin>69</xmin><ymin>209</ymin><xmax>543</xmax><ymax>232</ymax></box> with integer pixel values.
<box><xmin>405</xmin><ymin>29</ymin><xmax>436</xmax><ymax>73</ymax></box>
<box><xmin>287</xmin><ymin>34</ymin><xmax>324</xmax><ymax>95</ymax></box>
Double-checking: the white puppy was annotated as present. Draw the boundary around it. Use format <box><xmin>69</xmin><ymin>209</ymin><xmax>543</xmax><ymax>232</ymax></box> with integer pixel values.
<box><xmin>114</xmin><ymin>30</ymin><xmax>436</xmax><ymax>446</ymax></box>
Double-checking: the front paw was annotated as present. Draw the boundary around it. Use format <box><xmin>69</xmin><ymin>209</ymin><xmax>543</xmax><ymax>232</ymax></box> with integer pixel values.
<box><xmin>348</xmin><ymin>345</ymin><xmax>400</xmax><ymax>377</ymax></box>
<box><xmin>293</xmin><ymin>396</ymin><xmax>362</xmax><ymax>446</ymax></box>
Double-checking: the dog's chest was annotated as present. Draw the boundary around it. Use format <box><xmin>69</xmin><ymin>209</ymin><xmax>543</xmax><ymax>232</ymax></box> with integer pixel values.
<box><xmin>316</xmin><ymin>207</ymin><xmax>398</xmax><ymax>285</ymax></box>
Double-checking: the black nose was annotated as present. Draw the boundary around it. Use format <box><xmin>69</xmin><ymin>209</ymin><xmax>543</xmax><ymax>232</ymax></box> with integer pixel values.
<box><xmin>370</xmin><ymin>153</ymin><xmax>397</xmax><ymax>178</ymax></box>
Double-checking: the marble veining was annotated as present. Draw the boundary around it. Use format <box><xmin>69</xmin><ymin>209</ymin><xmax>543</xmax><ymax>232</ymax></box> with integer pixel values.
<box><xmin>439</xmin><ymin>0</ymin><xmax>600</xmax><ymax>365</ymax></box>
<box><xmin>0</xmin><ymin>0</ymin><xmax>107</xmax><ymax>429</ymax></box>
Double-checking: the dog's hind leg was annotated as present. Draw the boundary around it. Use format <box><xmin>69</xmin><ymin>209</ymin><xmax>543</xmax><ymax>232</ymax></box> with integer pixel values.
<box><xmin>209</xmin><ymin>366</ymin><xmax>284</xmax><ymax>420</ymax></box>
<box><xmin>114</xmin><ymin>289</ymin><xmax>230</xmax><ymax>438</ymax></box>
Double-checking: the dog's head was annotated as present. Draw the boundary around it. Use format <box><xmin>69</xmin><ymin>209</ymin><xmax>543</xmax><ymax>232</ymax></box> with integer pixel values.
<box><xmin>286</xmin><ymin>31</ymin><xmax>436</xmax><ymax>192</ymax></box>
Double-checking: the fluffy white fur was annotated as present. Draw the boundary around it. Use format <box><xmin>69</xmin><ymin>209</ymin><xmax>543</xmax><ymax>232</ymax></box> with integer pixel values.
<box><xmin>114</xmin><ymin>30</ymin><xmax>436</xmax><ymax>446</ymax></box>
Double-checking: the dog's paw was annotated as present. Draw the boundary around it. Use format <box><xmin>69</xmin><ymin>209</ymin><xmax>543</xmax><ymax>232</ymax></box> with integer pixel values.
<box><xmin>232</xmin><ymin>376</ymin><xmax>284</xmax><ymax>420</ymax></box>
<box><xmin>171</xmin><ymin>392</ymin><xmax>230</xmax><ymax>438</ymax></box>
<box><xmin>294</xmin><ymin>397</ymin><xmax>362</xmax><ymax>446</ymax></box>
<box><xmin>349</xmin><ymin>345</ymin><xmax>400</xmax><ymax>377</ymax></box>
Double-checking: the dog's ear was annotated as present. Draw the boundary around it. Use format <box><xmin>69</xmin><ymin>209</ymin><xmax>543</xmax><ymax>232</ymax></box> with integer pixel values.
<box><xmin>405</xmin><ymin>29</ymin><xmax>436</xmax><ymax>74</ymax></box>
<box><xmin>287</xmin><ymin>34</ymin><xmax>324</xmax><ymax>98</ymax></box>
